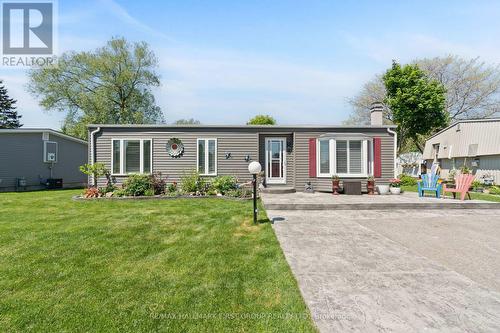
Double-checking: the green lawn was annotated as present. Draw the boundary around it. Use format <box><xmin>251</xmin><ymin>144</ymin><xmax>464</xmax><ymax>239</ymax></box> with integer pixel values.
<box><xmin>0</xmin><ymin>190</ymin><xmax>316</xmax><ymax>332</ymax></box>
<box><xmin>402</xmin><ymin>185</ymin><xmax>500</xmax><ymax>202</ymax></box>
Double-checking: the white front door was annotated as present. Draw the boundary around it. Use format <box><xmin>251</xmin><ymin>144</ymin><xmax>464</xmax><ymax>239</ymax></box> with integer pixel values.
<box><xmin>265</xmin><ymin>137</ymin><xmax>286</xmax><ymax>184</ymax></box>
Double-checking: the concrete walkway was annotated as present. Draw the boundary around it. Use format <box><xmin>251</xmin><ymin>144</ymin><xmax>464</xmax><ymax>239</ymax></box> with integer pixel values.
<box><xmin>262</xmin><ymin>191</ymin><xmax>500</xmax><ymax>210</ymax></box>
<box><xmin>267</xmin><ymin>209</ymin><xmax>500</xmax><ymax>332</ymax></box>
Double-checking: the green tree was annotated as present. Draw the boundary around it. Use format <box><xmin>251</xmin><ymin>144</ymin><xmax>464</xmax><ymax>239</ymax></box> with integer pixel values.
<box><xmin>346</xmin><ymin>56</ymin><xmax>500</xmax><ymax>127</ymax></box>
<box><xmin>383</xmin><ymin>61</ymin><xmax>447</xmax><ymax>152</ymax></box>
<box><xmin>28</xmin><ymin>37</ymin><xmax>164</xmax><ymax>139</ymax></box>
<box><xmin>247</xmin><ymin>114</ymin><xmax>276</xmax><ymax>125</ymax></box>
<box><xmin>79</xmin><ymin>163</ymin><xmax>108</xmax><ymax>187</ymax></box>
<box><xmin>173</xmin><ymin>118</ymin><xmax>201</xmax><ymax>125</ymax></box>
<box><xmin>0</xmin><ymin>80</ymin><xmax>21</xmax><ymax>128</ymax></box>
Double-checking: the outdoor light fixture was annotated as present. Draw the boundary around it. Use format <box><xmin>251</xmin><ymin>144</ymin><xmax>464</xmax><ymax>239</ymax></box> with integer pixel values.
<box><xmin>248</xmin><ymin>161</ymin><xmax>262</xmax><ymax>224</ymax></box>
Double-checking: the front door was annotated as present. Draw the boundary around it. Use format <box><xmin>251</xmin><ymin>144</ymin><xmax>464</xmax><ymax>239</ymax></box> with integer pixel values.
<box><xmin>265</xmin><ymin>137</ymin><xmax>286</xmax><ymax>184</ymax></box>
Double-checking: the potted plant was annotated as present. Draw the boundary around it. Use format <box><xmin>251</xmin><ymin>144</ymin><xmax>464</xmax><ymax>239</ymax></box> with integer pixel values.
<box><xmin>389</xmin><ymin>178</ymin><xmax>401</xmax><ymax>194</ymax></box>
<box><xmin>366</xmin><ymin>176</ymin><xmax>376</xmax><ymax>195</ymax></box>
<box><xmin>331</xmin><ymin>175</ymin><xmax>340</xmax><ymax>195</ymax></box>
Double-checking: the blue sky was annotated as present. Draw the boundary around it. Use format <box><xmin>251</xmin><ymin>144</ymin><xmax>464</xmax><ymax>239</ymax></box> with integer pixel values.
<box><xmin>3</xmin><ymin>0</ymin><xmax>500</xmax><ymax>128</ymax></box>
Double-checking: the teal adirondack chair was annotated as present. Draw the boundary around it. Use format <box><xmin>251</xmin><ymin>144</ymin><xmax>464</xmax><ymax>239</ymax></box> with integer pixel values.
<box><xmin>418</xmin><ymin>173</ymin><xmax>442</xmax><ymax>198</ymax></box>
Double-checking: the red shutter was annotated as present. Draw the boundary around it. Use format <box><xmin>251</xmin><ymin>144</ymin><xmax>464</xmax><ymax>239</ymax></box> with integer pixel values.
<box><xmin>373</xmin><ymin>137</ymin><xmax>382</xmax><ymax>178</ymax></box>
<box><xmin>308</xmin><ymin>138</ymin><xmax>317</xmax><ymax>178</ymax></box>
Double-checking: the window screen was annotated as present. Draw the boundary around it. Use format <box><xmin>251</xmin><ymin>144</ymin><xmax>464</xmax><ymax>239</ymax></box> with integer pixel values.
<box><xmin>319</xmin><ymin>140</ymin><xmax>330</xmax><ymax>174</ymax></box>
<box><xmin>349</xmin><ymin>141</ymin><xmax>362</xmax><ymax>174</ymax></box>
<box><xmin>124</xmin><ymin>140</ymin><xmax>141</xmax><ymax>173</ymax></box>
<box><xmin>336</xmin><ymin>140</ymin><xmax>348</xmax><ymax>174</ymax></box>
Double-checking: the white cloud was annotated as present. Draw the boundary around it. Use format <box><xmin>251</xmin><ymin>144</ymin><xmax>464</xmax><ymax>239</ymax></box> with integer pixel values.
<box><xmin>97</xmin><ymin>0</ymin><xmax>175</xmax><ymax>41</ymax></box>
<box><xmin>340</xmin><ymin>31</ymin><xmax>500</xmax><ymax>65</ymax></box>
<box><xmin>155</xmin><ymin>46</ymin><xmax>367</xmax><ymax>124</ymax></box>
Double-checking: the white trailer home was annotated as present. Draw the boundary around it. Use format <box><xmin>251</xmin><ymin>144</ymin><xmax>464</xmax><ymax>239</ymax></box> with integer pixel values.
<box><xmin>423</xmin><ymin>118</ymin><xmax>500</xmax><ymax>185</ymax></box>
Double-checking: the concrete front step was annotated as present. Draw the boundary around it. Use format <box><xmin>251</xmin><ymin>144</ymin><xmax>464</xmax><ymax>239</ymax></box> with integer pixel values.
<box><xmin>260</xmin><ymin>187</ymin><xmax>296</xmax><ymax>194</ymax></box>
<box><xmin>263</xmin><ymin>202</ymin><xmax>500</xmax><ymax>210</ymax></box>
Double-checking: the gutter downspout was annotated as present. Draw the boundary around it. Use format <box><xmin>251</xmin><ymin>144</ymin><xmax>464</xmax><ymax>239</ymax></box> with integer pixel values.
<box><xmin>387</xmin><ymin>128</ymin><xmax>397</xmax><ymax>178</ymax></box>
<box><xmin>89</xmin><ymin>127</ymin><xmax>101</xmax><ymax>186</ymax></box>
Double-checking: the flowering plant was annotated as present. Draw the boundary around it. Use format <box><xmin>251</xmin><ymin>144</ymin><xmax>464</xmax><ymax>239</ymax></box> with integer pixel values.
<box><xmin>389</xmin><ymin>178</ymin><xmax>401</xmax><ymax>188</ymax></box>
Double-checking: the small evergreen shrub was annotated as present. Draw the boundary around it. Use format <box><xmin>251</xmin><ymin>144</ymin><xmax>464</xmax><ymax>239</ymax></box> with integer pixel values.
<box><xmin>123</xmin><ymin>174</ymin><xmax>153</xmax><ymax>196</ymax></box>
<box><xmin>398</xmin><ymin>174</ymin><xmax>418</xmax><ymax>186</ymax></box>
<box><xmin>180</xmin><ymin>170</ymin><xmax>206</xmax><ymax>194</ymax></box>
<box><xmin>489</xmin><ymin>186</ymin><xmax>500</xmax><ymax>195</ymax></box>
<box><xmin>471</xmin><ymin>180</ymin><xmax>482</xmax><ymax>190</ymax></box>
<box><xmin>167</xmin><ymin>182</ymin><xmax>178</xmax><ymax>194</ymax></box>
<box><xmin>211</xmin><ymin>175</ymin><xmax>237</xmax><ymax>195</ymax></box>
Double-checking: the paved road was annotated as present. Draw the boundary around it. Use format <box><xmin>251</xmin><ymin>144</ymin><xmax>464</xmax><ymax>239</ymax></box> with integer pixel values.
<box><xmin>267</xmin><ymin>209</ymin><xmax>500</xmax><ymax>332</ymax></box>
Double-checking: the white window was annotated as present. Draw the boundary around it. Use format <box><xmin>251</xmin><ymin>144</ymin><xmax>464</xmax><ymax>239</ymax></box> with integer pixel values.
<box><xmin>317</xmin><ymin>138</ymin><xmax>371</xmax><ymax>177</ymax></box>
<box><xmin>111</xmin><ymin>139</ymin><xmax>152</xmax><ymax>175</ymax></box>
<box><xmin>197</xmin><ymin>138</ymin><xmax>217</xmax><ymax>175</ymax></box>
<box><xmin>43</xmin><ymin>141</ymin><xmax>58</xmax><ymax>163</ymax></box>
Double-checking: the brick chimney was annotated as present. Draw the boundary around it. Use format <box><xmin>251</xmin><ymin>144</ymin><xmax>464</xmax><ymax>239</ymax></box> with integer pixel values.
<box><xmin>370</xmin><ymin>102</ymin><xmax>384</xmax><ymax>126</ymax></box>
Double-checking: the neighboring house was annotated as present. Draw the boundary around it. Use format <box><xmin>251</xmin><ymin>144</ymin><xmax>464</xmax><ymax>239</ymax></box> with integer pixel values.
<box><xmin>88</xmin><ymin>105</ymin><xmax>397</xmax><ymax>192</ymax></box>
<box><xmin>397</xmin><ymin>152</ymin><xmax>423</xmax><ymax>177</ymax></box>
<box><xmin>0</xmin><ymin>129</ymin><xmax>88</xmax><ymax>191</ymax></box>
<box><xmin>423</xmin><ymin>118</ymin><xmax>500</xmax><ymax>184</ymax></box>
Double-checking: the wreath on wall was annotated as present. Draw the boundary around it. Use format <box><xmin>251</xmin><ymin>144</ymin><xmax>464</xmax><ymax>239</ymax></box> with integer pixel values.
<box><xmin>166</xmin><ymin>138</ymin><xmax>184</xmax><ymax>158</ymax></box>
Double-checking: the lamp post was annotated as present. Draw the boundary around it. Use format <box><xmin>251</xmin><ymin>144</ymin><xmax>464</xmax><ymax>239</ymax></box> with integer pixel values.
<box><xmin>248</xmin><ymin>161</ymin><xmax>262</xmax><ymax>224</ymax></box>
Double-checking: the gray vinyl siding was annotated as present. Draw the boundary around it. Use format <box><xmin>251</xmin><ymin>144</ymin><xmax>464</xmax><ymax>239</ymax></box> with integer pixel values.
<box><xmin>294</xmin><ymin>130</ymin><xmax>395</xmax><ymax>192</ymax></box>
<box><xmin>92</xmin><ymin>128</ymin><xmax>259</xmax><ymax>187</ymax></box>
<box><xmin>0</xmin><ymin>132</ymin><xmax>88</xmax><ymax>191</ymax></box>
<box><xmin>90</xmin><ymin>126</ymin><xmax>395</xmax><ymax>192</ymax></box>
<box><xmin>428</xmin><ymin>155</ymin><xmax>500</xmax><ymax>185</ymax></box>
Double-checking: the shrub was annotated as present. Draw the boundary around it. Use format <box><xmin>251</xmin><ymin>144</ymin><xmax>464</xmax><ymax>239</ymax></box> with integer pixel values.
<box><xmin>167</xmin><ymin>182</ymin><xmax>178</xmax><ymax>193</ymax></box>
<box><xmin>489</xmin><ymin>186</ymin><xmax>500</xmax><ymax>195</ymax></box>
<box><xmin>83</xmin><ymin>187</ymin><xmax>100</xmax><ymax>198</ymax></box>
<box><xmin>150</xmin><ymin>172</ymin><xmax>166</xmax><ymax>195</ymax></box>
<box><xmin>180</xmin><ymin>170</ymin><xmax>206</xmax><ymax>194</ymax></box>
<box><xmin>471</xmin><ymin>180</ymin><xmax>482</xmax><ymax>190</ymax></box>
<box><xmin>226</xmin><ymin>188</ymin><xmax>252</xmax><ymax>198</ymax></box>
<box><xmin>448</xmin><ymin>169</ymin><xmax>457</xmax><ymax>182</ymax></box>
<box><xmin>123</xmin><ymin>174</ymin><xmax>152</xmax><ymax>196</ymax></box>
<box><xmin>460</xmin><ymin>165</ymin><xmax>471</xmax><ymax>174</ymax></box>
<box><xmin>211</xmin><ymin>175</ymin><xmax>237</xmax><ymax>195</ymax></box>
<box><xmin>398</xmin><ymin>174</ymin><xmax>418</xmax><ymax>186</ymax></box>
<box><xmin>113</xmin><ymin>188</ymin><xmax>126</xmax><ymax>197</ymax></box>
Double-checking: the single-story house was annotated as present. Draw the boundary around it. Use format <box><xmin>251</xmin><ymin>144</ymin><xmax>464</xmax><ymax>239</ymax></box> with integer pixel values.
<box><xmin>0</xmin><ymin>128</ymin><xmax>88</xmax><ymax>191</ymax></box>
<box><xmin>423</xmin><ymin>118</ymin><xmax>500</xmax><ymax>184</ymax></box>
<box><xmin>88</xmin><ymin>105</ymin><xmax>397</xmax><ymax>192</ymax></box>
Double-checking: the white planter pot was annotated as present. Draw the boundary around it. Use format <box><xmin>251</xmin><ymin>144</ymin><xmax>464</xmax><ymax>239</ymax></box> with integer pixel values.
<box><xmin>377</xmin><ymin>185</ymin><xmax>390</xmax><ymax>195</ymax></box>
<box><xmin>390</xmin><ymin>187</ymin><xmax>401</xmax><ymax>195</ymax></box>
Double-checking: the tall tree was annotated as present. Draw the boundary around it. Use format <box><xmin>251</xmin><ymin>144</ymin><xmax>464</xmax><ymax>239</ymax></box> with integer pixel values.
<box><xmin>383</xmin><ymin>61</ymin><xmax>447</xmax><ymax>152</ymax></box>
<box><xmin>416</xmin><ymin>55</ymin><xmax>500</xmax><ymax>120</ymax></box>
<box><xmin>173</xmin><ymin>118</ymin><xmax>201</xmax><ymax>125</ymax></box>
<box><xmin>346</xmin><ymin>55</ymin><xmax>500</xmax><ymax>126</ymax></box>
<box><xmin>0</xmin><ymin>80</ymin><xmax>21</xmax><ymax>128</ymax></box>
<box><xmin>28</xmin><ymin>37</ymin><xmax>164</xmax><ymax>139</ymax></box>
<box><xmin>247</xmin><ymin>114</ymin><xmax>276</xmax><ymax>125</ymax></box>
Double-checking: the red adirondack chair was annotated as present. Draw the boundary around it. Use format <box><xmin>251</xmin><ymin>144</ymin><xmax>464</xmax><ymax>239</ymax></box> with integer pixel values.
<box><xmin>443</xmin><ymin>174</ymin><xmax>475</xmax><ymax>201</ymax></box>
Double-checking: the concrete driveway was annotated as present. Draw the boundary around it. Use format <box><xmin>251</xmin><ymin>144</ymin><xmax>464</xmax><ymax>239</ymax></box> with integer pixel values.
<box><xmin>267</xmin><ymin>209</ymin><xmax>500</xmax><ymax>332</ymax></box>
